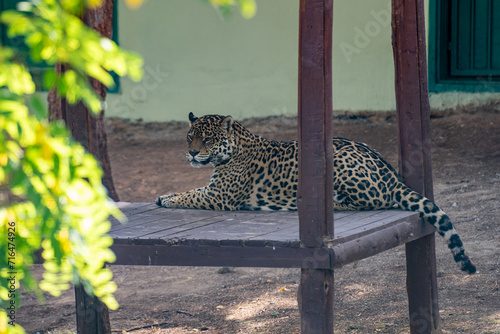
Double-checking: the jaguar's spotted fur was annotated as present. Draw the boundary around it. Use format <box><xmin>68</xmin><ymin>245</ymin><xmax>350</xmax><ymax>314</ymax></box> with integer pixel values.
<box><xmin>156</xmin><ymin>113</ymin><xmax>476</xmax><ymax>274</ymax></box>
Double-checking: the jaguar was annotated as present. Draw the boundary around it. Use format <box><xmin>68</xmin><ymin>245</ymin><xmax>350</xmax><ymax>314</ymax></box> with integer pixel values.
<box><xmin>156</xmin><ymin>113</ymin><xmax>476</xmax><ymax>274</ymax></box>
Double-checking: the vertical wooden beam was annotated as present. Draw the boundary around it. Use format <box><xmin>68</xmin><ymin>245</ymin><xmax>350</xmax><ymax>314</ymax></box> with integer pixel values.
<box><xmin>64</xmin><ymin>100</ymin><xmax>112</xmax><ymax>334</ymax></box>
<box><xmin>65</xmin><ymin>101</ymin><xmax>112</xmax><ymax>334</ymax></box>
<box><xmin>75</xmin><ymin>284</ymin><xmax>111</xmax><ymax>334</ymax></box>
<box><xmin>297</xmin><ymin>0</ymin><xmax>334</xmax><ymax>332</ymax></box>
<box><xmin>391</xmin><ymin>0</ymin><xmax>441</xmax><ymax>333</ymax></box>
<box><xmin>298</xmin><ymin>0</ymin><xmax>334</xmax><ymax>248</ymax></box>
<box><xmin>298</xmin><ymin>269</ymin><xmax>334</xmax><ymax>333</ymax></box>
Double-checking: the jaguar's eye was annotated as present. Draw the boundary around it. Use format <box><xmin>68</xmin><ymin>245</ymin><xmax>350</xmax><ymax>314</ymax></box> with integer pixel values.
<box><xmin>187</xmin><ymin>135</ymin><xmax>193</xmax><ymax>143</ymax></box>
<box><xmin>204</xmin><ymin>138</ymin><xmax>214</xmax><ymax>145</ymax></box>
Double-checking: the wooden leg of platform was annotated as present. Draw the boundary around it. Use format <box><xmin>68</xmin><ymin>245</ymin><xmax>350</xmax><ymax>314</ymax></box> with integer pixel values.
<box><xmin>406</xmin><ymin>234</ymin><xmax>442</xmax><ymax>334</ymax></box>
<box><xmin>298</xmin><ymin>268</ymin><xmax>334</xmax><ymax>333</ymax></box>
<box><xmin>75</xmin><ymin>285</ymin><xmax>111</xmax><ymax>334</ymax></box>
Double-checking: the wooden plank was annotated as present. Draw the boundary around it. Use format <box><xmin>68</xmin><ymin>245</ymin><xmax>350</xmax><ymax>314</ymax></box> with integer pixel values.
<box><xmin>110</xmin><ymin>243</ymin><xmax>332</xmax><ymax>269</ymax></box>
<box><xmin>167</xmin><ymin>219</ymin><xmax>279</xmax><ymax>240</ymax></box>
<box><xmin>335</xmin><ymin>210</ymin><xmax>402</xmax><ymax>230</ymax></box>
<box><xmin>109</xmin><ymin>205</ymin><xmax>419</xmax><ymax>244</ymax></box>
<box><xmin>113</xmin><ymin>202</ymin><xmax>161</xmax><ymax>218</ymax></box>
<box><xmin>109</xmin><ymin>203</ymin><xmax>156</xmax><ymax>227</ymax></box>
<box><xmin>110</xmin><ymin>206</ymin><xmax>226</xmax><ymax>232</ymax></box>
<box><xmin>332</xmin><ymin>210</ymin><xmax>385</xmax><ymax>228</ymax></box>
<box><xmin>143</xmin><ymin>212</ymin><xmax>296</xmax><ymax>240</ymax></box>
<box><xmin>335</xmin><ymin>210</ymin><xmax>418</xmax><ymax>241</ymax></box>
<box><xmin>158</xmin><ymin>212</ymin><xmax>297</xmax><ymax>240</ymax></box>
<box><xmin>247</xmin><ymin>224</ymin><xmax>299</xmax><ymax>242</ymax></box>
<box><xmin>110</xmin><ymin>209</ymin><xmax>223</xmax><ymax>232</ymax></box>
<box><xmin>109</xmin><ymin>216</ymin><xmax>206</xmax><ymax>239</ymax></box>
<box><xmin>331</xmin><ymin>214</ymin><xmax>433</xmax><ymax>266</ymax></box>
<box><xmin>106</xmin><ymin>210</ymin><xmax>428</xmax><ymax>270</ymax></box>
<box><xmin>114</xmin><ymin>202</ymin><xmax>151</xmax><ymax>211</ymax></box>
<box><xmin>113</xmin><ymin>203</ymin><xmax>353</xmax><ymax>232</ymax></box>
<box><xmin>392</xmin><ymin>0</ymin><xmax>441</xmax><ymax>333</ymax></box>
<box><xmin>110</xmin><ymin>213</ymin><xmax>187</xmax><ymax>232</ymax></box>
<box><xmin>115</xmin><ymin>218</ymin><xmax>229</xmax><ymax>239</ymax></box>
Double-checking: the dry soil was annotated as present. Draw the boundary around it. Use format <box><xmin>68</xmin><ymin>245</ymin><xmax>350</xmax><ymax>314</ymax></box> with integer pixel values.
<box><xmin>19</xmin><ymin>108</ymin><xmax>500</xmax><ymax>334</ymax></box>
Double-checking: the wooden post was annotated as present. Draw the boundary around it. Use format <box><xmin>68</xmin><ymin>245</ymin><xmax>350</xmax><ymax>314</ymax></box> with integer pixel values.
<box><xmin>75</xmin><ymin>284</ymin><xmax>111</xmax><ymax>334</ymax></box>
<box><xmin>297</xmin><ymin>0</ymin><xmax>334</xmax><ymax>332</ymax></box>
<box><xmin>65</xmin><ymin>99</ymin><xmax>113</xmax><ymax>334</ymax></box>
<box><xmin>391</xmin><ymin>0</ymin><xmax>441</xmax><ymax>333</ymax></box>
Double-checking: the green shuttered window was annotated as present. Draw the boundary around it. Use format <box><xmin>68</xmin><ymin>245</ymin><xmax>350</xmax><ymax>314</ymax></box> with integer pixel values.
<box><xmin>429</xmin><ymin>0</ymin><xmax>500</xmax><ymax>92</ymax></box>
<box><xmin>450</xmin><ymin>0</ymin><xmax>500</xmax><ymax>77</ymax></box>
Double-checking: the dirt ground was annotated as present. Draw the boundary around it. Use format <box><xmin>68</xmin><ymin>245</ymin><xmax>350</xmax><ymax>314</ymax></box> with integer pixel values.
<box><xmin>19</xmin><ymin>108</ymin><xmax>500</xmax><ymax>333</ymax></box>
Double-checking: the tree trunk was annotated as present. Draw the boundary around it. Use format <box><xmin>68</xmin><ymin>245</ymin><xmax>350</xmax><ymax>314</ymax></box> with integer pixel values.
<box><xmin>84</xmin><ymin>0</ymin><xmax>119</xmax><ymax>201</ymax></box>
<box><xmin>47</xmin><ymin>1</ymin><xmax>117</xmax><ymax>333</ymax></box>
<box><xmin>47</xmin><ymin>0</ymin><xmax>119</xmax><ymax>201</ymax></box>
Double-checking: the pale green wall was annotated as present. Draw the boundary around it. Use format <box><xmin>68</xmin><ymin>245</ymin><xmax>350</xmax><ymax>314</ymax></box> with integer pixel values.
<box><xmin>108</xmin><ymin>0</ymin><xmax>398</xmax><ymax>122</ymax></box>
<box><xmin>332</xmin><ymin>0</ymin><xmax>394</xmax><ymax>112</ymax></box>
<box><xmin>107</xmin><ymin>0</ymin><xmax>299</xmax><ymax>122</ymax></box>
<box><xmin>106</xmin><ymin>0</ymin><xmax>499</xmax><ymax>122</ymax></box>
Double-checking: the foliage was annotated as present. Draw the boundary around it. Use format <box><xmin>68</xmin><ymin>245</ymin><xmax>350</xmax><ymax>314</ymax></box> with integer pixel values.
<box><xmin>0</xmin><ymin>0</ymin><xmax>255</xmax><ymax>331</ymax></box>
<box><xmin>2</xmin><ymin>0</ymin><xmax>143</xmax><ymax>113</ymax></box>
<box><xmin>0</xmin><ymin>0</ymin><xmax>143</xmax><ymax>332</ymax></box>
<box><xmin>205</xmin><ymin>0</ymin><xmax>257</xmax><ymax>19</ymax></box>
<box><xmin>123</xmin><ymin>0</ymin><xmax>257</xmax><ymax>18</ymax></box>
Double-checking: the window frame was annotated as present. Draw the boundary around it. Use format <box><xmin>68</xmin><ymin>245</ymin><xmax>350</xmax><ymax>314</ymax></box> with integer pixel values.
<box><xmin>428</xmin><ymin>0</ymin><xmax>500</xmax><ymax>93</ymax></box>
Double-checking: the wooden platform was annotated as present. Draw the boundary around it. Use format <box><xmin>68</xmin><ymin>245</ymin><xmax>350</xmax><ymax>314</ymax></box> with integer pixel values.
<box><xmin>109</xmin><ymin>202</ymin><xmax>434</xmax><ymax>269</ymax></box>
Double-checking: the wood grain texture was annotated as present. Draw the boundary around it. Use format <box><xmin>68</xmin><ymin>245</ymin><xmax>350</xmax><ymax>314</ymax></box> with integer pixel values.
<box><xmin>108</xmin><ymin>203</ymin><xmax>420</xmax><ymax>244</ymax></box>
<box><xmin>297</xmin><ymin>0</ymin><xmax>334</xmax><ymax>247</ymax></box>
<box><xmin>298</xmin><ymin>268</ymin><xmax>334</xmax><ymax>333</ymax></box>
<box><xmin>60</xmin><ymin>3</ymin><xmax>117</xmax><ymax>331</ymax></box>
<box><xmin>106</xmin><ymin>203</ymin><xmax>434</xmax><ymax>271</ymax></box>
<box><xmin>391</xmin><ymin>0</ymin><xmax>441</xmax><ymax>332</ymax></box>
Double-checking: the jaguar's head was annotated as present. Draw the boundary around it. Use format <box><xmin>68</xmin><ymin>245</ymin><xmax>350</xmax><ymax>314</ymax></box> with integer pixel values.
<box><xmin>185</xmin><ymin>112</ymin><xmax>235</xmax><ymax>167</ymax></box>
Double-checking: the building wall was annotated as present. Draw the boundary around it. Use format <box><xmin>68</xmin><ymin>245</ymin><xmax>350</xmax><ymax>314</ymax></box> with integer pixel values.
<box><xmin>106</xmin><ymin>0</ymin><xmax>499</xmax><ymax>122</ymax></box>
<box><xmin>107</xmin><ymin>0</ymin><xmax>299</xmax><ymax>121</ymax></box>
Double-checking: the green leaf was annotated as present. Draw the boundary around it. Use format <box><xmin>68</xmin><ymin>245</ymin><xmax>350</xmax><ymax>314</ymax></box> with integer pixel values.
<box><xmin>11</xmin><ymin>169</ymin><xmax>27</xmax><ymax>189</ymax></box>
<box><xmin>0</xmin><ymin>1</ymin><xmax>151</xmax><ymax>330</ymax></box>
<box><xmin>28</xmin><ymin>95</ymin><xmax>48</xmax><ymax>120</ymax></box>
<box><xmin>43</xmin><ymin>68</ymin><xmax>56</xmax><ymax>89</ymax></box>
<box><xmin>239</xmin><ymin>0</ymin><xmax>256</xmax><ymax>19</ymax></box>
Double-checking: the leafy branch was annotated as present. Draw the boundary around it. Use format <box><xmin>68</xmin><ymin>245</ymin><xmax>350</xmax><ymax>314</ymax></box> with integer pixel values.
<box><xmin>0</xmin><ymin>0</ymin><xmax>143</xmax><ymax>332</ymax></box>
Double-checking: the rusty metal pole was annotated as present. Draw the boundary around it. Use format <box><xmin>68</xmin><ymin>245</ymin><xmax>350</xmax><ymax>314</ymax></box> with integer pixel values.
<box><xmin>297</xmin><ymin>0</ymin><xmax>334</xmax><ymax>332</ymax></box>
<box><xmin>391</xmin><ymin>0</ymin><xmax>441</xmax><ymax>333</ymax></box>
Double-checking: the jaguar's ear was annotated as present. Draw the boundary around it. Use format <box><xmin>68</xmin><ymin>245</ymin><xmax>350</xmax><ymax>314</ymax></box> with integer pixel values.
<box><xmin>188</xmin><ymin>112</ymin><xmax>198</xmax><ymax>127</ymax></box>
<box><xmin>221</xmin><ymin>116</ymin><xmax>234</xmax><ymax>133</ymax></box>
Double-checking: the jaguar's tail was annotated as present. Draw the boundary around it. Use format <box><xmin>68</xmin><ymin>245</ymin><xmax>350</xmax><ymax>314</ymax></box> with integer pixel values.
<box><xmin>393</xmin><ymin>183</ymin><xmax>476</xmax><ymax>274</ymax></box>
